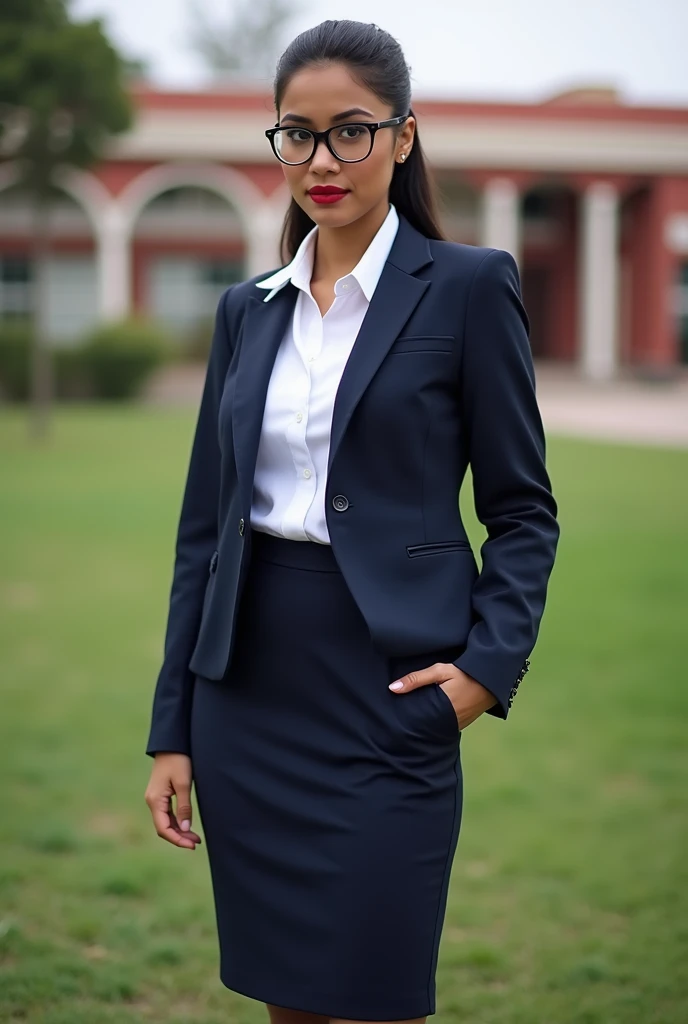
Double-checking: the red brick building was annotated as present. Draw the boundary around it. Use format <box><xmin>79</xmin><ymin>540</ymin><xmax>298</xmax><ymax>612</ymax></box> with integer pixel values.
<box><xmin>1</xmin><ymin>83</ymin><xmax>687</xmax><ymax>378</ymax></box>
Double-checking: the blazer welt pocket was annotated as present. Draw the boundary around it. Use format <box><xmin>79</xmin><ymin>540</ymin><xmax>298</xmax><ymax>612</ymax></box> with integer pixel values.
<box><xmin>390</xmin><ymin>335</ymin><xmax>455</xmax><ymax>354</ymax></box>
<box><xmin>406</xmin><ymin>540</ymin><xmax>472</xmax><ymax>558</ymax></box>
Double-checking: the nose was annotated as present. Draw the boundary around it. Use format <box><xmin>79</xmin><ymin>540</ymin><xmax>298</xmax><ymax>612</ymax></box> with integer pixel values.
<box><xmin>310</xmin><ymin>136</ymin><xmax>339</xmax><ymax>174</ymax></box>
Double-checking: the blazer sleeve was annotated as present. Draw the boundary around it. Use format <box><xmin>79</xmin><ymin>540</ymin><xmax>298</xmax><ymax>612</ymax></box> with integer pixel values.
<box><xmin>145</xmin><ymin>286</ymin><xmax>235</xmax><ymax>757</ymax></box>
<box><xmin>453</xmin><ymin>249</ymin><xmax>560</xmax><ymax>719</ymax></box>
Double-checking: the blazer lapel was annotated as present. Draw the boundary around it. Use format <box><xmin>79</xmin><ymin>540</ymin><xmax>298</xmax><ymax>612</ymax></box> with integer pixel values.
<box><xmin>231</xmin><ymin>215</ymin><xmax>434</xmax><ymax>507</ymax></box>
<box><xmin>327</xmin><ymin>217</ymin><xmax>433</xmax><ymax>472</ymax></box>
<box><xmin>231</xmin><ymin>285</ymin><xmax>297</xmax><ymax>509</ymax></box>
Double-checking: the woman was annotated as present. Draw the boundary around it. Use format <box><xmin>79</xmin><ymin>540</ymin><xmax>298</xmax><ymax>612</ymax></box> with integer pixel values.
<box><xmin>144</xmin><ymin>19</ymin><xmax>560</xmax><ymax>1024</ymax></box>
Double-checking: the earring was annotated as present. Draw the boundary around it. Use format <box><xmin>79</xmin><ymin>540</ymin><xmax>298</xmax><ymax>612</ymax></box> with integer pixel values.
<box><xmin>399</xmin><ymin>153</ymin><xmax>407</xmax><ymax>163</ymax></box>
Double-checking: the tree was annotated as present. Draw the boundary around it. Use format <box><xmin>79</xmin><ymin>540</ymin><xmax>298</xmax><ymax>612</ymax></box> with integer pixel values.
<box><xmin>188</xmin><ymin>0</ymin><xmax>299</xmax><ymax>82</ymax></box>
<box><xmin>0</xmin><ymin>0</ymin><xmax>133</xmax><ymax>438</ymax></box>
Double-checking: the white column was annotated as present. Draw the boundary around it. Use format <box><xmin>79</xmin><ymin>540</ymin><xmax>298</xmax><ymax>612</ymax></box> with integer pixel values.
<box><xmin>480</xmin><ymin>177</ymin><xmax>521</xmax><ymax>266</ymax></box>
<box><xmin>95</xmin><ymin>204</ymin><xmax>132</xmax><ymax>321</ymax></box>
<box><xmin>246</xmin><ymin>204</ymin><xmax>284</xmax><ymax>278</ymax></box>
<box><xmin>579</xmin><ymin>182</ymin><xmax>620</xmax><ymax>380</ymax></box>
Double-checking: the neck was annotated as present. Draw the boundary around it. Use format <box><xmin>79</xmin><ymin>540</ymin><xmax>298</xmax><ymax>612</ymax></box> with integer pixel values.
<box><xmin>311</xmin><ymin>200</ymin><xmax>390</xmax><ymax>284</ymax></box>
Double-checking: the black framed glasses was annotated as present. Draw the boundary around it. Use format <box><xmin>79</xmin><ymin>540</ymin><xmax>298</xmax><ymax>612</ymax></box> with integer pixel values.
<box><xmin>265</xmin><ymin>114</ymin><xmax>410</xmax><ymax>165</ymax></box>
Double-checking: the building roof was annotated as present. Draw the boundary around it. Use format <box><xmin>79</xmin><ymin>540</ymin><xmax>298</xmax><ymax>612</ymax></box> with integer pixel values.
<box><xmin>113</xmin><ymin>83</ymin><xmax>688</xmax><ymax>175</ymax></box>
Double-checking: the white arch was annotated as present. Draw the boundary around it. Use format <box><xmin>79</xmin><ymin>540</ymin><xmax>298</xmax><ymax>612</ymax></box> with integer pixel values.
<box><xmin>113</xmin><ymin>161</ymin><xmax>284</xmax><ymax>281</ymax></box>
<box><xmin>0</xmin><ymin>160</ymin><xmax>286</xmax><ymax>320</ymax></box>
<box><xmin>0</xmin><ymin>162</ymin><xmax>110</xmax><ymax>236</ymax></box>
<box><xmin>53</xmin><ymin>168</ymin><xmax>113</xmax><ymax>234</ymax></box>
<box><xmin>115</xmin><ymin>161</ymin><xmax>266</xmax><ymax>238</ymax></box>
<box><xmin>0</xmin><ymin>162</ymin><xmax>116</xmax><ymax>331</ymax></box>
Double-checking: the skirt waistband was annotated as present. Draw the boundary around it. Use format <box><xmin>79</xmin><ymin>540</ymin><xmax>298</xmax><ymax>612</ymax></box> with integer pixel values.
<box><xmin>251</xmin><ymin>529</ymin><xmax>342</xmax><ymax>573</ymax></box>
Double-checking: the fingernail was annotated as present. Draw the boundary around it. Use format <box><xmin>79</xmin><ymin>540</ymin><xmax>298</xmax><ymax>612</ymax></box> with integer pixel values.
<box><xmin>181</xmin><ymin>820</ymin><xmax>190</xmax><ymax>831</ymax></box>
<box><xmin>389</xmin><ymin>681</ymin><xmax>404</xmax><ymax>691</ymax></box>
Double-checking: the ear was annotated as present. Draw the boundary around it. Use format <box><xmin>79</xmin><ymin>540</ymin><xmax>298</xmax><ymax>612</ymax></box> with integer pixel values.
<box><xmin>395</xmin><ymin>115</ymin><xmax>416</xmax><ymax>161</ymax></box>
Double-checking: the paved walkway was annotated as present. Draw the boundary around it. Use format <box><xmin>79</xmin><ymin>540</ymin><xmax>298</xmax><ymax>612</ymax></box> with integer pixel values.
<box><xmin>143</xmin><ymin>361</ymin><xmax>688</xmax><ymax>449</ymax></box>
<box><xmin>534</xmin><ymin>363</ymin><xmax>688</xmax><ymax>448</ymax></box>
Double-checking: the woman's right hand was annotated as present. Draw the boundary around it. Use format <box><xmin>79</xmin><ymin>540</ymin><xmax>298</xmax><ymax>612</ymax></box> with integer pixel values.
<box><xmin>145</xmin><ymin>753</ymin><xmax>203</xmax><ymax>850</ymax></box>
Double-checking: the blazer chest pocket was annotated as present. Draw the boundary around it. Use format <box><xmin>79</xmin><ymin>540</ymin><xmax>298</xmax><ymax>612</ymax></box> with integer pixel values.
<box><xmin>390</xmin><ymin>335</ymin><xmax>455</xmax><ymax>354</ymax></box>
<box><xmin>407</xmin><ymin>540</ymin><xmax>472</xmax><ymax>558</ymax></box>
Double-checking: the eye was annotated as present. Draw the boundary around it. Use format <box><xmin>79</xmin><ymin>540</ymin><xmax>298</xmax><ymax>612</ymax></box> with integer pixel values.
<box><xmin>336</xmin><ymin>125</ymin><xmax>365</xmax><ymax>141</ymax></box>
<box><xmin>285</xmin><ymin>129</ymin><xmax>312</xmax><ymax>144</ymax></box>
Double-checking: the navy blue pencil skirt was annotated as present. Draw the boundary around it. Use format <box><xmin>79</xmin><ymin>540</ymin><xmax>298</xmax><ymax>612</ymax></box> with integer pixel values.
<box><xmin>190</xmin><ymin>530</ymin><xmax>464</xmax><ymax>1020</ymax></box>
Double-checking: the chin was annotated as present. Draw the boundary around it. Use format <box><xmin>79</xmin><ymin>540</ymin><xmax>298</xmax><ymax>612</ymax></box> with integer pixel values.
<box><xmin>303</xmin><ymin>200</ymin><xmax>362</xmax><ymax>229</ymax></box>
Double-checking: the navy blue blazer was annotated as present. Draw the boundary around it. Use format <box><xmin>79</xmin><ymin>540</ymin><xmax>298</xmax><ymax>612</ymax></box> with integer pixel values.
<box><xmin>146</xmin><ymin>213</ymin><xmax>560</xmax><ymax>757</ymax></box>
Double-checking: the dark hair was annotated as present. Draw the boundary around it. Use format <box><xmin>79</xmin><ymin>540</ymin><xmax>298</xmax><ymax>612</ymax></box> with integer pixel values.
<box><xmin>273</xmin><ymin>19</ymin><xmax>446</xmax><ymax>262</ymax></box>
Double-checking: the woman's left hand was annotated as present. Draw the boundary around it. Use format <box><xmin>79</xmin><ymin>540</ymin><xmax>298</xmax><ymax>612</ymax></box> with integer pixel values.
<box><xmin>388</xmin><ymin>663</ymin><xmax>498</xmax><ymax>730</ymax></box>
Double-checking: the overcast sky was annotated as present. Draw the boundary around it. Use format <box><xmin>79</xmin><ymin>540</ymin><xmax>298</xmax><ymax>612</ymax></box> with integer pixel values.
<box><xmin>73</xmin><ymin>0</ymin><xmax>688</xmax><ymax>106</ymax></box>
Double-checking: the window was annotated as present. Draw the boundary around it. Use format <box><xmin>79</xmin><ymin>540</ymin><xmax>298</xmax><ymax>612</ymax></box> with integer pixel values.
<box><xmin>147</xmin><ymin>256</ymin><xmax>245</xmax><ymax>337</ymax></box>
<box><xmin>0</xmin><ymin>255</ymin><xmax>98</xmax><ymax>341</ymax></box>
<box><xmin>0</xmin><ymin>256</ymin><xmax>33</xmax><ymax>320</ymax></box>
<box><xmin>678</xmin><ymin>262</ymin><xmax>688</xmax><ymax>365</ymax></box>
<box><xmin>201</xmin><ymin>260</ymin><xmax>243</xmax><ymax>288</ymax></box>
<box><xmin>521</xmin><ymin>190</ymin><xmax>561</xmax><ymax>222</ymax></box>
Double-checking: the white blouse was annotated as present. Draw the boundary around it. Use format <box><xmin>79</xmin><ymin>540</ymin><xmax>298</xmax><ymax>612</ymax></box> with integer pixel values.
<box><xmin>250</xmin><ymin>203</ymin><xmax>400</xmax><ymax>545</ymax></box>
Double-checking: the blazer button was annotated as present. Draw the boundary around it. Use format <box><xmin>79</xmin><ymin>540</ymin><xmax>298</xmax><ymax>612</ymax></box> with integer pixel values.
<box><xmin>238</xmin><ymin>518</ymin><xmax>245</xmax><ymax>536</ymax></box>
<box><xmin>332</xmin><ymin>494</ymin><xmax>349</xmax><ymax>512</ymax></box>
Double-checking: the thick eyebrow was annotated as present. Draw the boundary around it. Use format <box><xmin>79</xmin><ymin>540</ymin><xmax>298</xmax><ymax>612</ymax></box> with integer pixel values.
<box><xmin>279</xmin><ymin>107</ymin><xmax>376</xmax><ymax>125</ymax></box>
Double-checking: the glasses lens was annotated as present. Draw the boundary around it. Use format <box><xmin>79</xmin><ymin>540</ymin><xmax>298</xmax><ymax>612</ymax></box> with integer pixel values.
<box><xmin>273</xmin><ymin>128</ymin><xmax>315</xmax><ymax>164</ymax></box>
<box><xmin>328</xmin><ymin>124</ymin><xmax>373</xmax><ymax>161</ymax></box>
<box><xmin>272</xmin><ymin>124</ymin><xmax>373</xmax><ymax>163</ymax></box>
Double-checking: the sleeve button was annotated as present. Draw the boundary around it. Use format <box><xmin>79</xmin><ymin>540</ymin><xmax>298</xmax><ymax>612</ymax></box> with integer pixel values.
<box><xmin>238</xmin><ymin>518</ymin><xmax>245</xmax><ymax>536</ymax></box>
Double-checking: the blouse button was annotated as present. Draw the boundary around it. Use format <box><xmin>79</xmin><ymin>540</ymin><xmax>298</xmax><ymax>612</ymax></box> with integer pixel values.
<box><xmin>296</xmin><ymin>412</ymin><xmax>303</xmax><ymax>423</ymax></box>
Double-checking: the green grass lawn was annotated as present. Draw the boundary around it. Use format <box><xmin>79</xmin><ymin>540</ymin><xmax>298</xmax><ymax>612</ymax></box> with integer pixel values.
<box><xmin>1</xmin><ymin>405</ymin><xmax>687</xmax><ymax>1024</ymax></box>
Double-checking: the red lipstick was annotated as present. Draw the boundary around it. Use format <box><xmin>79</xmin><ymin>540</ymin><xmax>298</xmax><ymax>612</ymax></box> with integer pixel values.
<box><xmin>308</xmin><ymin>186</ymin><xmax>349</xmax><ymax>205</ymax></box>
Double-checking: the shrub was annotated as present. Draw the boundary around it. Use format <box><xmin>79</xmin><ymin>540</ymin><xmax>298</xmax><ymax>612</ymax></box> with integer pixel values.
<box><xmin>80</xmin><ymin>318</ymin><xmax>174</xmax><ymax>400</ymax></box>
<box><xmin>55</xmin><ymin>346</ymin><xmax>96</xmax><ymax>399</ymax></box>
<box><xmin>0</xmin><ymin>326</ymin><xmax>98</xmax><ymax>402</ymax></box>
<box><xmin>0</xmin><ymin>322</ymin><xmax>33</xmax><ymax>401</ymax></box>
<box><xmin>0</xmin><ymin>317</ymin><xmax>174</xmax><ymax>402</ymax></box>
